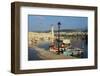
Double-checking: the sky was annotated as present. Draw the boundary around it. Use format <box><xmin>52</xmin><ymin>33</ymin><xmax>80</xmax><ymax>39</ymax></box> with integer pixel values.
<box><xmin>28</xmin><ymin>15</ymin><xmax>88</xmax><ymax>32</ymax></box>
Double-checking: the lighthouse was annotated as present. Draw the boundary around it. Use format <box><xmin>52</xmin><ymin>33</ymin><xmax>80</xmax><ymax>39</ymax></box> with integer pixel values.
<box><xmin>51</xmin><ymin>25</ymin><xmax>54</xmax><ymax>43</ymax></box>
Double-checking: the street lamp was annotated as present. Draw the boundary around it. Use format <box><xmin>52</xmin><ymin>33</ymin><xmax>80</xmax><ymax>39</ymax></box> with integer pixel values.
<box><xmin>57</xmin><ymin>22</ymin><xmax>61</xmax><ymax>54</ymax></box>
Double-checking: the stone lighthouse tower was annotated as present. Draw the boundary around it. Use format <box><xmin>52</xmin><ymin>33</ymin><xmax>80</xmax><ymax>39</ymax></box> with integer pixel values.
<box><xmin>51</xmin><ymin>25</ymin><xmax>54</xmax><ymax>43</ymax></box>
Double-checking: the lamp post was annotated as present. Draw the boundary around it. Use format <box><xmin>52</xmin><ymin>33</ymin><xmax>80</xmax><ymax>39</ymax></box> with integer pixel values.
<box><xmin>57</xmin><ymin>22</ymin><xmax>61</xmax><ymax>54</ymax></box>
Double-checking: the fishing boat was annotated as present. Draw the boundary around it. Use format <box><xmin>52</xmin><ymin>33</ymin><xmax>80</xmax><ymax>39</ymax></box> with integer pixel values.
<box><xmin>49</xmin><ymin>22</ymin><xmax>84</xmax><ymax>57</ymax></box>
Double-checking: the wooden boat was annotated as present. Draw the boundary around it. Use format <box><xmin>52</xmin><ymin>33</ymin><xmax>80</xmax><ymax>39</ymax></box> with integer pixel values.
<box><xmin>49</xmin><ymin>39</ymin><xmax>84</xmax><ymax>56</ymax></box>
<box><xmin>32</xmin><ymin>46</ymin><xmax>75</xmax><ymax>60</ymax></box>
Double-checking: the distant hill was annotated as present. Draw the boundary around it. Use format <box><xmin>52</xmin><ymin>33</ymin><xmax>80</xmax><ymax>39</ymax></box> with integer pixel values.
<box><xmin>31</xmin><ymin>29</ymin><xmax>87</xmax><ymax>33</ymax></box>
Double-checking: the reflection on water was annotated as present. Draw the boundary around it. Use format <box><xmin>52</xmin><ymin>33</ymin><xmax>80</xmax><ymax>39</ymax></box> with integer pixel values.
<box><xmin>71</xmin><ymin>39</ymin><xmax>88</xmax><ymax>58</ymax></box>
<box><xmin>28</xmin><ymin>48</ymin><xmax>42</xmax><ymax>60</ymax></box>
<box><xmin>37</xmin><ymin>42</ymin><xmax>51</xmax><ymax>50</ymax></box>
